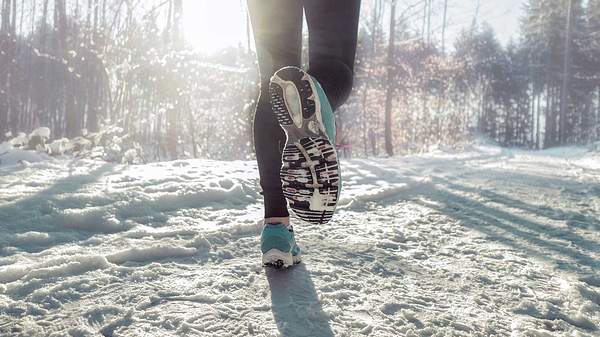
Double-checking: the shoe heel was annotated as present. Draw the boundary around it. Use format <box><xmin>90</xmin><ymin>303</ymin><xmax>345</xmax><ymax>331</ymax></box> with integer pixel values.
<box><xmin>262</xmin><ymin>249</ymin><xmax>294</xmax><ymax>269</ymax></box>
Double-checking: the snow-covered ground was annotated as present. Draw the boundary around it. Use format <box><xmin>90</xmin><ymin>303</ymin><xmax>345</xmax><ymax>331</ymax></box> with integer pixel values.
<box><xmin>0</xmin><ymin>144</ymin><xmax>599</xmax><ymax>337</ymax></box>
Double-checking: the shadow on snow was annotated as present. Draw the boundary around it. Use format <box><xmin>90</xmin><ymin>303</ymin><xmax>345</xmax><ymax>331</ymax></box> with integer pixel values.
<box><xmin>266</xmin><ymin>264</ymin><xmax>335</xmax><ymax>337</ymax></box>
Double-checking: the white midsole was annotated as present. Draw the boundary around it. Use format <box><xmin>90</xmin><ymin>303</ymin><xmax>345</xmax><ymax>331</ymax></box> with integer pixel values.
<box><xmin>271</xmin><ymin>74</ymin><xmax>303</xmax><ymax>129</ymax></box>
<box><xmin>271</xmin><ymin>69</ymin><xmax>327</xmax><ymax>139</ymax></box>
<box><xmin>262</xmin><ymin>249</ymin><xmax>302</xmax><ymax>267</ymax></box>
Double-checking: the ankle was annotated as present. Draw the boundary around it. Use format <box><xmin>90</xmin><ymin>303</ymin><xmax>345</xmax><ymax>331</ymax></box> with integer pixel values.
<box><xmin>264</xmin><ymin>217</ymin><xmax>290</xmax><ymax>226</ymax></box>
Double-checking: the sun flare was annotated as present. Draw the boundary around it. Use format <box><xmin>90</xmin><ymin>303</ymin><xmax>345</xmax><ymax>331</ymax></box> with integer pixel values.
<box><xmin>182</xmin><ymin>0</ymin><xmax>249</xmax><ymax>54</ymax></box>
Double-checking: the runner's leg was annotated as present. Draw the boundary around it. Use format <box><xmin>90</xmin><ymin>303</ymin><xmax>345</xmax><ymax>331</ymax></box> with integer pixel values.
<box><xmin>304</xmin><ymin>0</ymin><xmax>361</xmax><ymax>111</ymax></box>
<box><xmin>247</xmin><ymin>0</ymin><xmax>304</xmax><ymax>219</ymax></box>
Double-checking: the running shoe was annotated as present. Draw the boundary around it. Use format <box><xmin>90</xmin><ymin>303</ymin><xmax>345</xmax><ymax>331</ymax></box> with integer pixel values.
<box><xmin>270</xmin><ymin>66</ymin><xmax>341</xmax><ymax>224</ymax></box>
<box><xmin>261</xmin><ymin>223</ymin><xmax>302</xmax><ymax>268</ymax></box>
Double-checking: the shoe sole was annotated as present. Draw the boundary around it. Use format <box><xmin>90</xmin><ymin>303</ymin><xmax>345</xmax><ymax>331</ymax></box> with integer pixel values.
<box><xmin>262</xmin><ymin>249</ymin><xmax>302</xmax><ymax>269</ymax></box>
<box><xmin>270</xmin><ymin>67</ymin><xmax>340</xmax><ymax>225</ymax></box>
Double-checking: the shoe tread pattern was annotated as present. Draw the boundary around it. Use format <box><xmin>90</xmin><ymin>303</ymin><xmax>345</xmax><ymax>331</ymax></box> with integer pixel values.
<box><xmin>269</xmin><ymin>67</ymin><xmax>340</xmax><ymax>225</ymax></box>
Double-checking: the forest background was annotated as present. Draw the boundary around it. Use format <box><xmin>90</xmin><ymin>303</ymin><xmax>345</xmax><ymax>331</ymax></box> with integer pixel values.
<box><xmin>0</xmin><ymin>0</ymin><xmax>599</xmax><ymax>161</ymax></box>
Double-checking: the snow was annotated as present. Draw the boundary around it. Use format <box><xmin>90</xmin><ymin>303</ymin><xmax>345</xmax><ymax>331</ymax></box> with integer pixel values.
<box><xmin>28</xmin><ymin>127</ymin><xmax>51</xmax><ymax>140</ymax></box>
<box><xmin>47</xmin><ymin>138</ymin><xmax>72</xmax><ymax>156</ymax></box>
<box><xmin>106</xmin><ymin>246</ymin><xmax>198</xmax><ymax>264</ymax></box>
<box><xmin>0</xmin><ymin>142</ymin><xmax>53</xmax><ymax>167</ymax></box>
<box><xmin>0</xmin><ymin>143</ymin><xmax>599</xmax><ymax>336</ymax></box>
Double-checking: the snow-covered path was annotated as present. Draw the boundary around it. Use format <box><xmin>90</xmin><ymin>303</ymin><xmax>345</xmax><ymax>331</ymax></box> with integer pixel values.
<box><xmin>1</xmin><ymin>145</ymin><xmax>599</xmax><ymax>337</ymax></box>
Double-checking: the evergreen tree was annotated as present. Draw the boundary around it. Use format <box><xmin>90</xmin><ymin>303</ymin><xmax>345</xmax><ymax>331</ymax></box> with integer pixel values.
<box><xmin>453</xmin><ymin>25</ymin><xmax>509</xmax><ymax>140</ymax></box>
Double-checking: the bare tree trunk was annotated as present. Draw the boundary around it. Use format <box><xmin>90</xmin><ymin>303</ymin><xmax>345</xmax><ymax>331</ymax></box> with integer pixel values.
<box><xmin>166</xmin><ymin>0</ymin><xmax>183</xmax><ymax>159</ymax></box>
<box><xmin>54</xmin><ymin>0</ymin><xmax>78</xmax><ymax>137</ymax></box>
<box><xmin>427</xmin><ymin>0</ymin><xmax>432</xmax><ymax>44</ymax></box>
<box><xmin>9</xmin><ymin>0</ymin><xmax>15</xmax><ymax>133</ymax></box>
<box><xmin>442</xmin><ymin>0</ymin><xmax>448</xmax><ymax>53</ymax></box>
<box><xmin>597</xmin><ymin>87</ymin><xmax>600</xmax><ymax>141</ymax></box>
<box><xmin>559</xmin><ymin>0</ymin><xmax>573</xmax><ymax>145</ymax></box>
<box><xmin>243</xmin><ymin>0</ymin><xmax>251</xmax><ymax>54</ymax></box>
<box><xmin>86</xmin><ymin>0</ymin><xmax>100</xmax><ymax>132</ymax></box>
<box><xmin>361</xmin><ymin>0</ymin><xmax>382</xmax><ymax>157</ymax></box>
<box><xmin>549</xmin><ymin>85</ymin><xmax>555</xmax><ymax>147</ymax></box>
<box><xmin>421</xmin><ymin>0</ymin><xmax>426</xmax><ymax>39</ymax></box>
<box><xmin>384</xmin><ymin>0</ymin><xmax>397</xmax><ymax>156</ymax></box>
<box><xmin>472</xmin><ymin>0</ymin><xmax>480</xmax><ymax>30</ymax></box>
<box><xmin>188</xmin><ymin>108</ymin><xmax>198</xmax><ymax>158</ymax></box>
<box><xmin>0</xmin><ymin>0</ymin><xmax>11</xmax><ymax>139</ymax></box>
<box><xmin>10</xmin><ymin>0</ymin><xmax>15</xmax><ymax>35</ymax></box>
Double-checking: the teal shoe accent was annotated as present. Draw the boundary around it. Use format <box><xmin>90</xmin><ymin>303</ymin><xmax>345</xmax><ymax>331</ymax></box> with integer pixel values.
<box><xmin>312</xmin><ymin>77</ymin><xmax>342</xmax><ymax>193</ymax></box>
<box><xmin>312</xmin><ymin>78</ymin><xmax>336</xmax><ymax>143</ymax></box>
<box><xmin>261</xmin><ymin>223</ymin><xmax>301</xmax><ymax>268</ymax></box>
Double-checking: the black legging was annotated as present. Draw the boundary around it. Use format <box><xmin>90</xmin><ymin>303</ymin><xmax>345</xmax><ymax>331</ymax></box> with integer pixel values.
<box><xmin>248</xmin><ymin>0</ymin><xmax>361</xmax><ymax>218</ymax></box>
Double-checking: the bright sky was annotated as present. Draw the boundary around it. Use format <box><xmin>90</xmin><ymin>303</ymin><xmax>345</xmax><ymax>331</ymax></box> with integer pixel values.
<box><xmin>183</xmin><ymin>0</ymin><xmax>248</xmax><ymax>53</ymax></box>
<box><xmin>182</xmin><ymin>0</ymin><xmax>525</xmax><ymax>54</ymax></box>
<box><xmin>443</xmin><ymin>0</ymin><xmax>525</xmax><ymax>46</ymax></box>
